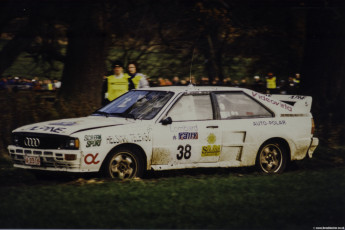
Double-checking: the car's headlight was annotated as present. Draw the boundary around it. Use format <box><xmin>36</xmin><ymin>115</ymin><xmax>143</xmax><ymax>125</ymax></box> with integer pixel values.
<box><xmin>12</xmin><ymin>134</ymin><xmax>20</xmax><ymax>146</ymax></box>
<box><xmin>65</xmin><ymin>137</ymin><xmax>80</xmax><ymax>150</ymax></box>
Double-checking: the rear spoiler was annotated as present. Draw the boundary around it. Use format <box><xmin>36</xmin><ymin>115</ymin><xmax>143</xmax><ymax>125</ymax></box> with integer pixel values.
<box><xmin>269</xmin><ymin>95</ymin><xmax>312</xmax><ymax>112</ymax></box>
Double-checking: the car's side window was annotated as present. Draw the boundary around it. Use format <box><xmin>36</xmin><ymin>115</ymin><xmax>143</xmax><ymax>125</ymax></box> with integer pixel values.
<box><xmin>167</xmin><ymin>94</ymin><xmax>213</xmax><ymax>121</ymax></box>
<box><xmin>215</xmin><ymin>92</ymin><xmax>273</xmax><ymax>119</ymax></box>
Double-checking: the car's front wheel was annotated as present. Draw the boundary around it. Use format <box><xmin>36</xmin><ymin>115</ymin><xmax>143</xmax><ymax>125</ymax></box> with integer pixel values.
<box><xmin>256</xmin><ymin>141</ymin><xmax>287</xmax><ymax>174</ymax></box>
<box><xmin>104</xmin><ymin>147</ymin><xmax>144</xmax><ymax>179</ymax></box>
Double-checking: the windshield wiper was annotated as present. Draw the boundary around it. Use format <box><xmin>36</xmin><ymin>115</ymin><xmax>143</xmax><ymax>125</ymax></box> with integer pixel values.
<box><xmin>108</xmin><ymin>113</ymin><xmax>137</xmax><ymax>120</ymax></box>
<box><xmin>93</xmin><ymin>111</ymin><xmax>136</xmax><ymax>120</ymax></box>
<box><xmin>93</xmin><ymin>111</ymin><xmax>111</xmax><ymax>117</ymax></box>
<box><xmin>124</xmin><ymin>113</ymin><xmax>137</xmax><ymax>120</ymax></box>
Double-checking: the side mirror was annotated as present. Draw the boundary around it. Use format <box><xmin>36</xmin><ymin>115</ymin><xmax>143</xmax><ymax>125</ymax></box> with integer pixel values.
<box><xmin>161</xmin><ymin>117</ymin><xmax>172</xmax><ymax>125</ymax></box>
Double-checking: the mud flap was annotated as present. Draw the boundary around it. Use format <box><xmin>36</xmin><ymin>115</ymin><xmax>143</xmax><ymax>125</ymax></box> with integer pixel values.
<box><xmin>307</xmin><ymin>137</ymin><xmax>319</xmax><ymax>158</ymax></box>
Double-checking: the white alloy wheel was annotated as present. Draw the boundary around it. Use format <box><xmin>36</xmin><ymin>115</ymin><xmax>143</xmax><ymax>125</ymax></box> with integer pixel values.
<box><xmin>257</xmin><ymin>143</ymin><xmax>287</xmax><ymax>174</ymax></box>
<box><xmin>106</xmin><ymin>149</ymin><xmax>143</xmax><ymax>179</ymax></box>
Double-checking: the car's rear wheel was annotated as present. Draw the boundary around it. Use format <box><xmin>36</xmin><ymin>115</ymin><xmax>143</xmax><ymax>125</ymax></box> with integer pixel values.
<box><xmin>256</xmin><ymin>141</ymin><xmax>287</xmax><ymax>174</ymax></box>
<box><xmin>104</xmin><ymin>147</ymin><xmax>144</xmax><ymax>179</ymax></box>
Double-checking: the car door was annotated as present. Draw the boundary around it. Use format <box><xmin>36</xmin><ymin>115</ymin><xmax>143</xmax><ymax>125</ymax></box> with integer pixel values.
<box><xmin>151</xmin><ymin>93</ymin><xmax>222</xmax><ymax>168</ymax></box>
<box><xmin>213</xmin><ymin>91</ymin><xmax>273</xmax><ymax>167</ymax></box>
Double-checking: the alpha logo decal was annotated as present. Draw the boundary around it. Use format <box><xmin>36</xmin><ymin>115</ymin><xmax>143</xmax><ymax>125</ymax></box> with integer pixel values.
<box><xmin>84</xmin><ymin>153</ymin><xmax>100</xmax><ymax>165</ymax></box>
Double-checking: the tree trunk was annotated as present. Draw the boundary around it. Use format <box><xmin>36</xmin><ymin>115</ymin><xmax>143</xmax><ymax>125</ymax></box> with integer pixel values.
<box><xmin>301</xmin><ymin>3</ymin><xmax>345</xmax><ymax>123</ymax></box>
<box><xmin>58</xmin><ymin>1</ymin><xmax>110</xmax><ymax>116</ymax></box>
<box><xmin>200</xmin><ymin>34</ymin><xmax>219</xmax><ymax>84</ymax></box>
<box><xmin>0</xmin><ymin>2</ymin><xmax>41</xmax><ymax>76</ymax></box>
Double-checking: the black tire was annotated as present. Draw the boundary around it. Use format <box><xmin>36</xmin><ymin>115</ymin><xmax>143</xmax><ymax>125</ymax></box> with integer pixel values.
<box><xmin>103</xmin><ymin>147</ymin><xmax>144</xmax><ymax>179</ymax></box>
<box><xmin>256</xmin><ymin>141</ymin><xmax>287</xmax><ymax>174</ymax></box>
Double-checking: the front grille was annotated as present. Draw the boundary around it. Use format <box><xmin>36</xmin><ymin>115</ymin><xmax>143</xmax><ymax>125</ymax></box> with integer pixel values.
<box><xmin>8</xmin><ymin>147</ymin><xmax>80</xmax><ymax>169</ymax></box>
<box><xmin>12</xmin><ymin>132</ymin><xmax>74</xmax><ymax>150</ymax></box>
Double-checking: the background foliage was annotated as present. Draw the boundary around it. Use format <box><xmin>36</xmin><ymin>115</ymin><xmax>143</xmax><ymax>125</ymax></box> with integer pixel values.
<box><xmin>1</xmin><ymin>0</ymin><xmax>344</xmax><ymax>124</ymax></box>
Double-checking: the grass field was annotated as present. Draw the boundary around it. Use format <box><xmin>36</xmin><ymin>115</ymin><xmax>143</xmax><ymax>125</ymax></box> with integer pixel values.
<box><xmin>0</xmin><ymin>146</ymin><xmax>344</xmax><ymax>229</ymax></box>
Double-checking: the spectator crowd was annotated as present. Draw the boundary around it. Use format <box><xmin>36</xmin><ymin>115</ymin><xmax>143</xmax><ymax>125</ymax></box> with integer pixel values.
<box><xmin>100</xmin><ymin>62</ymin><xmax>301</xmax><ymax>105</ymax></box>
<box><xmin>0</xmin><ymin>76</ymin><xmax>61</xmax><ymax>92</ymax></box>
<box><xmin>0</xmin><ymin>64</ymin><xmax>301</xmax><ymax>103</ymax></box>
<box><xmin>147</xmin><ymin>72</ymin><xmax>301</xmax><ymax>95</ymax></box>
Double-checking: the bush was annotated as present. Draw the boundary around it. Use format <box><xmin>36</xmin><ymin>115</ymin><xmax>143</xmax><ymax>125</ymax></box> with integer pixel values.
<box><xmin>0</xmin><ymin>90</ymin><xmax>83</xmax><ymax>157</ymax></box>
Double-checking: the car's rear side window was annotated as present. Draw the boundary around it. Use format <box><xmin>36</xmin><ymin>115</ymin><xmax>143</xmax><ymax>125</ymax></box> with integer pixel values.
<box><xmin>215</xmin><ymin>92</ymin><xmax>273</xmax><ymax>119</ymax></box>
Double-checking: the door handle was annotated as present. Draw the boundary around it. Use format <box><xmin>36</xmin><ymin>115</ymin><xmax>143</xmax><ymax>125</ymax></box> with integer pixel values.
<box><xmin>207</xmin><ymin>126</ymin><xmax>218</xmax><ymax>129</ymax></box>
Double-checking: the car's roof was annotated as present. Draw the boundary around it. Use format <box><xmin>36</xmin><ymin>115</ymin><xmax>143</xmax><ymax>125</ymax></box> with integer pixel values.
<box><xmin>136</xmin><ymin>85</ymin><xmax>312</xmax><ymax>115</ymax></box>
<box><xmin>136</xmin><ymin>85</ymin><xmax>248</xmax><ymax>93</ymax></box>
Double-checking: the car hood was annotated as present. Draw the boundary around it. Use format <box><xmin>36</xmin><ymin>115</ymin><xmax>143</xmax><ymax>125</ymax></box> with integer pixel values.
<box><xmin>13</xmin><ymin>116</ymin><xmax>134</xmax><ymax>136</ymax></box>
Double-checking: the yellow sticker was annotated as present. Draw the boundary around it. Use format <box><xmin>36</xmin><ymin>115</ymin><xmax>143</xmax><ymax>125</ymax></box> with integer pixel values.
<box><xmin>207</xmin><ymin>133</ymin><xmax>216</xmax><ymax>144</ymax></box>
<box><xmin>202</xmin><ymin>145</ymin><xmax>221</xmax><ymax>157</ymax></box>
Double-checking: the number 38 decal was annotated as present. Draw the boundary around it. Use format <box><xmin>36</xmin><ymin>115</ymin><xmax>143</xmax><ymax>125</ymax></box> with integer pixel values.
<box><xmin>177</xmin><ymin>144</ymin><xmax>192</xmax><ymax>160</ymax></box>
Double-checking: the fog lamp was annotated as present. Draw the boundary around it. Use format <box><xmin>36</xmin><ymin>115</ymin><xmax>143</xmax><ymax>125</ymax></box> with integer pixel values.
<box><xmin>65</xmin><ymin>154</ymin><xmax>77</xmax><ymax>161</ymax></box>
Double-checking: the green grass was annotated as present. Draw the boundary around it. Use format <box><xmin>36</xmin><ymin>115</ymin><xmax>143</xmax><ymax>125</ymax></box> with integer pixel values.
<box><xmin>0</xmin><ymin>168</ymin><xmax>344</xmax><ymax>229</ymax></box>
<box><xmin>0</xmin><ymin>146</ymin><xmax>344</xmax><ymax>229</ymax></box>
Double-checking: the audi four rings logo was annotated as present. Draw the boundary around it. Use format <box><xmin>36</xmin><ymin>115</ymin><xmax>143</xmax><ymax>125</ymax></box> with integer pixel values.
<box><xmin>24</xmin><ymin>137</ymin><xmax>41</xmax><ymax>147</ymax></box>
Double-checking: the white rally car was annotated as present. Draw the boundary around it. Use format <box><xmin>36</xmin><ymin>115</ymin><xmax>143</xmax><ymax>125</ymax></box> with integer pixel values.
<box><xmin>8</xmin><ymin>86</ymin><xmax>319</xmax><ymax>179</ymax></box>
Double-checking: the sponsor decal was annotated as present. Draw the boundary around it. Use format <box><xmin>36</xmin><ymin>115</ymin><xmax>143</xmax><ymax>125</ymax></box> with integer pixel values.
<box><xmin>84</xmin><ymin>153</ymin><xmax>100</xmax><ymax>165</ymax></box>
<box><xmin>29</xmin><ymin>126</ymin><xmax>66</xmax><ymax>133</ymax></box>
<box><xmin>49</xmin><ymin>121</ymin><xmax>77</xmax><ymax>126</ymax></box>
<box><xmin>106</xmin><ymin>132</ymin><xmax>151</xmax><ymax>144</ymax></box>
<box><xmin>129</xmin><ymin>133</ymin><xmax>151</xmax><ymax>142</ymax></box>
<box><xmin>178</xmin><ymin>132</ymin><xmax>198</xmax><ymax>140</ymax></box>
<box><xmin>253</xmin><ymin>120</ymin><xmax>287</xmax><ymax>126</ymax></box>
<box><xmin>202</xmin><ymin>145</ymin><xmax>221</xmax><ymax>157</ymax></box>
<box><xmin>170</xmin><ymin>125</ymin><xmax>198</xmax><ymax>132</ymax></box>
<box><xmin>281</xmin><ymin>114</ymin><xmax>306</xmax><ymax>117</ymax></box>
<box><xmin>118</xmin><ymin>98</ymin><xmax>132</xmax><ymax>108</ymax></box>
<box><xmin>207</xmin><ymin>133</ymin><xmax>216</xmax><ymax>144</ymax></box>
<box><xmin>84</xmin><ymin>135</ymin><xmax>102</xmax><ymax>148</ymax></box>
<box><xmin>107</xmin><ymin>135</ymin><xmax>128</xmax><ymax>144</ymax></box>
<box><xmin>289</xmin><ymin>95</ymin><xmax>305</xmax><ymax>100</ymax></box>
<box><xmin>252</xmin><ymin>92</ymin><xmax>292</xmax><ymax>112</ymax></box>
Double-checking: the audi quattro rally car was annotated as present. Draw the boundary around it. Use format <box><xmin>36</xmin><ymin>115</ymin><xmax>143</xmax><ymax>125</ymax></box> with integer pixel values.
<box><xmin>8</xmin><ymin>86</ymin><xmax>319</xmax><ymax>179</ymax></box>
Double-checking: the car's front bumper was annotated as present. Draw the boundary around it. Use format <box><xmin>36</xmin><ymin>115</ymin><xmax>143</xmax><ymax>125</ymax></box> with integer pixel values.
<box><xmin>307</xmin><ymin>137</ymin><xmax>319</xmax><ymax>158</ymax></box>
<box><xmin>7</xmin><ymin>145</ymin><xmax>83</xmax><ymax>172</ymax></box>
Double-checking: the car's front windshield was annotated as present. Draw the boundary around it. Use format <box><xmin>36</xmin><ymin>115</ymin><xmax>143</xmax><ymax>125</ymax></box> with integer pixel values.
<box><xmin>92</xmin><ymin>90</ymin><xmax>174</xmax><ymax>120</ymax></box>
